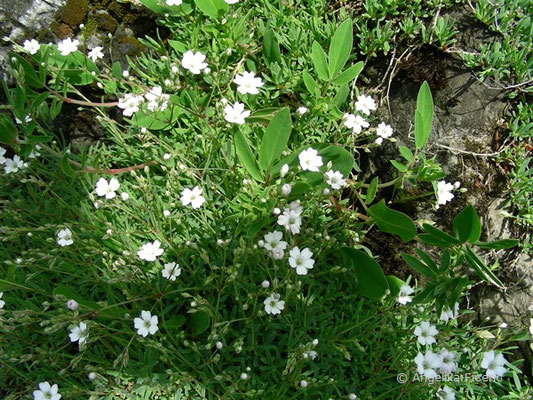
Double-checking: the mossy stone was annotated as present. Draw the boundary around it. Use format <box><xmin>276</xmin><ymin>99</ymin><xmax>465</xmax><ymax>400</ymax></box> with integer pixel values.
<box><xmin>56</xmin><ymin>0</ymin><xmax>89</xmax><ymax>27</ymax></box>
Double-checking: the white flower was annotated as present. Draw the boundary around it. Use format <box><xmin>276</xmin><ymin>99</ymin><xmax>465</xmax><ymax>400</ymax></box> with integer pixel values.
<box><xmin>281</xmin><ymin>183</ymin><xmax>292</xmax><ymax>196</ymax></box>
<box><xmin>298</xmin><ymin>147</ymin><xmax>323</xmax><ymax>172</ymax></box>
<box><xmin>234</xmin><ymin>71</ymin><xmax>264</xmax><ymax>95</ymax></box>
<box><xmin>181</xmin><ymin>50</ymin><xmax>208</xmax><ymax>74</ymax></box>
<box><xmin>376</xmin><ymin>122</ymin><xmax>393</xmax><ymax>139</ymax></box>
<box><xmin>436</xmin><ymin>386</ymin><xmax>455</xmax><ymax>400</ymax></box>
<box><xmin>289</xmin><ymin>246</ymin><xmax>315</xmax><ymax>275</ymax></box>
<box><xmin>414</xmin><ymin>351</ymin><xmax>442</xmax><ymax>379</ymax></box>
<box><xmin>28</xmin><ymin>145</ymin><xmax>41</xmax><ymax>159</ymax></box>
<box><xmin>163</xmin><ymin>210</ymin><xmax>171</xmax><ymax>217</ymax></box>
<box><xmin>162</xmin><ymin>262</ymin><xmax>181</xmax><ymax>281</ymax></box>
<box><xmin>225</xmin><ymin>0</ymin><xmax>239</xmax><ymax>3</ymax></box>
<box><xmin>88</xmin><ymin>46</ymin><xmax>104</xmax><ymax>62</ymax></box>
<box><xmin>120</xmin><ymin>192</ymin><xmax>130</xmax><ymax>201</ymax></box>
<box><xmin>280</xmin><ymin>163</ymin><xmax>289</xmax><ymax>178</ymax></box>
<box><xmin>355</xmin><ymin>94</ymin><xmax>376</xmax><ymax>115</ymax></box>
<box><xmin>303</xmin><ymin>349</ymin><xmax>318</xmax><ymax>360</ymax></box>
<box><xmin>163</xmin><ymin>153</ymin><xmax>171</xmax><ymax>160</ymax></box>
<box><xmin>166</xmin><ymin>0</ymin><xmax>182</xmax><ymax>5</ymax></box>
<box><xmin>264</xmin><ymin>293</ymin><xmax>285</xmax><ymax>315</ymax></box>
<box><xmin>325</xmin><ymin>170</ymin><xmax>346</xmax><ymax>190</ymax></box>
<box><xmin>0</xmin><ymin>292</ymin><xmax>4</xmax><ymax>309</ymax></box>
<box><xmin>57</xmin><ymin>38</ymin><xmax>79</xmax><ymax>56</ymax></box>
<box><xmin>277</xmin><ymin>210</ymin><xmax>302</xmax><ymax>235</ymax></box>
<box><xmin>134</xmin><ymin>310</ymin><xmax>159</xmax><ymax>337</ymax></box>
<box><xmin>481</xmin><ymin>350</ymin><xmax>507</xmax><ymax>379</ymax></box>
<box><xmin>414</xmin><ymin>321</ymin><xmax>438</xmax><ymax>345</ymax></box>
<box><xmin>118</xmin><ymin>93</ymin><xmax>144</xmax><ymax>117</ymax></box>
<box><xmin>529</xmin><ymin>318</ymin><xmax>533</xmax><ymax>336</ymax></box>
<box><xmin>439</xmin><ymin>303</ymin><xmax>459</xmax><ymax>322</ymax></box>
<box><xmin>272</xmin><ymin>248</ymin><xmax>285</xmax><ymax>260</ymax></box>
<box><xmin>57</xmin><ymin>228</ymin><xmax>73</xmax><ymax>246</ymax></box>
<box><xmin>224</xmin><ymin>102</ymin><xmax>250</xmax><ymax>124</ymax></box>
<box><xmin>436</xmin><ymin>181</ymin><xmax>455</xmax><ymax>206</ymax></box>
<box><xmin>145</xmin><ymin>86</ymin><xmax>170</xmax><ymax>112</ymax></box>
<box><xmin>286</xmin><ymin>200</ymin><xmax>303</xmax><ymax>215</ymax></box>
<box><xmin>439</xmin><ymin>348</ymin><xmax>456</xmax><ymax>373</ymax></box>
<box><xmin>0</xmin><ymin>147</ymin><xmax>6</xmax><ymax>164</ymax></box>
<box><xmin>137</xmin><ymin>240</ymin><xmax>164</xmax><ymax>261</ymax></box>
<box><xmin>95</xmin><ymin>177</ymin><xmax>120</xmax><ymax>199</ymax></box>
<box><xmin>397</xmin><ymin>285</ymin><xmax>414</xmax><ymax>305</ymax></box>
<box><xmin>33</xmin><ymin>382</ymin><xmax>61</xmax><ymax>400</ymax></box>
<box><xmin>23</xmin><ymin>39</ymin><xmax>40</xmax><ymax>55</ymax></box>
<box><xmin>66</xmin><ymin>299</ymin><xmax>78</xmax><ymax>310</ymax></box>
<box><xmin>263</xmin><ymin>231</ymin><xmax>288</xmax><ymax>253</ymax></box>
<box><xmin>296</xmin><ymin>106</ymin><xmax>308</xmax><ymax>115</ymax></box>
<box><xmin>180</xmin><ymin>186</ymin><xmax>206</xmax><ymax>209</ymax></box>
<box><xmin>4</xmin><ymin>155</ymin><xmax>26</xmax><ymax>173</ymax></box>
<box><xmin>343</xmin><ymin>113</ymin><xmax>369</xmax><ymax>134</ymax></box>
<box><xmin>69</xmin><ymin>321</ymin><xmax>88</xmax><ymax>348</ymax></box>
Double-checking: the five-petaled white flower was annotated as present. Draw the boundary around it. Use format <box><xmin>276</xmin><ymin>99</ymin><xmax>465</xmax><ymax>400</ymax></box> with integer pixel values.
<box><xmin>263</xmin><ymin>231</ymin><xmax>288</xmax><ymax>259</ymax></box>
<box><xmin>118</xmin><ymin>93</ymin><xmax>144</xmax><ymax>117</ymax></box>
<box><xmin>439</xmin><ymin>303</ymin><xmax>459</xmax><ymax>322</ymax></box>
<box><xmin>289</xmin><ymin>246</ymin><xmax>315</xmax><ymax>275</ymax></box>
<box><xmin>181</xmin><ymin>50</ymin><xmax>208</xmax><ymax>74</ymax></box>
<box><xmin>376</xmin><ymin>122</ymin><xmax>393</xmax><ymax>140</ymax></box>
<box><xmin>180</xmin><ymin>186</ymin><xmax>206</xmax><ymax>209</ymax></box>
<box><xmin>436</xmin><ymin>181</ymin><xmax>455</xmax><ymax>206</ymax></box>
<box><xmin>145</xmin><ymin>86</ymin><xmax>170</xmax><ymax>112</ymax></box>
<box><xmin>264</xmin><ymin>293</ymin><xmax>285</xmax><ymax>315</ymax></box>
<box><xmin>69</xmin><ymin>321</ymin><xmax>88</xmax><ymax>349</ymax></box>
<box><xmin>343</xmin><ymin>113</ymin><xmax>369</xmax><ymax>134</ymax></box>
<box><xmin>439</xmin><ymin>348</ymin><xmax>456</xmax><ymax>373</ymax></box>
<box><xmin>436</xmin><ymin>386</ymin><xmax>455</xmax><ymax>400</ymax></box>
<box><xmin>325</xmin><ymin>170</ymin><xmax>346</xmax><ymax>190</ymax></box>
<box><xmin>298</xmin><ymin>148</ymin><xmax>323</xmax><ymax>172</ymax></box>
<box><xmin>355</xmin><ymin>94</ymin><xmax>376</xmax><ymax>115</ymax></box>
<box><xmin>0</xmin><ymin>292</ymin><xmax>5</xmax><ymax>309</ymax></box>
<box><xmin>33</xmin><ymin>381</ymin><xmax>61</xmax><ymax>400</ymax></box>
<box><xmin>224</xmin><ymin>102</ymin><xmax>250</xmax><ymax>124</ymax></box>
<box><xmin>88</xmin><ymin>46</ymin><xmax>104</xmax><ymax>62</ymax></box>
<box><xmin>234</xmin><ymin>71</ymin><xmax>264</xmax><ymax>95</ymax></box>
<box><xmin>414</xmin><ymin>321</ymin><xmax>439</xmax><ymax>345</ymax></box>
<box><xmin>57</xmin><ymin>228</ymin><xmax>74</xmax><ymax>247</ymax></box>
<box><xmin>162</xmin><ymin>262</ymin><xmax>182</xmax><ymax>281</ymax></box>
<box><xmin>481</xmin><ymin>350</ymin><xmax>507</xmax><ymax>379</ymax></box>
<box><xmin>95</xmin><ymin>177</ymin><xmax>120</xmax><ymax>199</ymax></box>
<box><xmin>277</xmin><ymin>210</ymin><xmax>302</xmax><ymax>235</ymax></box>
<box><xmin>414</xmin><ymin>351</ymin><xmax>442</xmax><ymax>379</ymax></box>
<box><xmin>397</xmin><ymin>285</ymin><xmax>414</xmax><ymax>305</ymax></box>
<box><xmin>134</xmin><ymin>310</ymin><xmax>159</xmax><ymax>337</ymax></box>
<box><xmin>57</xmin><ymin>38</ymin><xmax>79</xmax><ymax>56</ymax></box>
<box><xmin>137</xmin><ymin>240</ymin><xmax>164</xmax><ymax>261</ymax></box>
<box><xmin>166</xmin><ymin>0</ymin><xmax>183</xmax><ymax>5</ymax></box>
<box><xmin>4</xmin><ymin>155</ymin><xmax>26</xmax><ymax>174</ymax></box>
<box><xmin>23</xmin><ymin>39</ymin><xmax>40</xmax><ymax>55</ymax></box>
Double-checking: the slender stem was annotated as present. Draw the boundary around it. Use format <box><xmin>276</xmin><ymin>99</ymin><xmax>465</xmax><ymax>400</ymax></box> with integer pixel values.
<box><xmin>46</xmin><ymin>86</ymin><xmax>118</xmax><ymax>107</ymax></box>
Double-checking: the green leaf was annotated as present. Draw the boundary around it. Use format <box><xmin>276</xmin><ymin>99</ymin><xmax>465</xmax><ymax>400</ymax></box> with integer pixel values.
<box><xmin>401</xmin><ymin>253</ymin><xmax>436</xmax><ymax>277</ymax></box>
<box><xmin>464</xmin><ymin>247</ymin><xmax>504</xmax><ymax>288</ymax></box>
<box><xmin>398</xmin><ymin>145</ymin><xmax>414</xmax><ymax>163</ymax></box>
<box><xmin>390</xmin><ymin>160</ymin><xmax>408</xmax><ymax>172</ymax></box>
<box><xmin>422</xmin><ymin>223</ymin><xmax>462</xmax><ymax>245</ymax></box>
<box><xmin>258</xmin><ymin>108</ymin><xmax>292</xmax><ymax>171</ymax></box>
<box><xmin>168</xmin><ymin>40</ymin><xmax>187</xmax><ymax>54</ymax></box>
<box><xmin>328</xmin><ymin>19</ymin><xmax>353</xmax><ymax>79</ymax></box>
<box><xmin>414</xmin><ymin>81</ymin><xmax>434</xmax><ymax>149</ymax></box>
<box><xmin>139</xmin><ymin>0</ymin><xmax>172</xmax><ymax>14</ymax></box>
<box><xmin>440</xmin><ymin>249</ymin><xmax>451</xmax><ymax>271</ymax></box>
<box><xmin>453</xmin><ymin>205</ymin><xmax>481</xmax><ymax>243</ymax></box>
<box><xmin>245</xmin><ymin>107</ymin><xmax>279</xmax><ymax>124</ymax></box>
<box><xmin>263</xmin><ymin>29</ymin><xmax>282</xmax><ymax>66</ymax></box>
<box><xmin>331</xmin><ymin>61</ymin><xmax>363</xmax><ymax>86</ymax></box>
<box><xmin>368</xmin><ymin>200</ymin><xmax>417</xmax><ymax>242</ymax></box>
<box><xmin>311</xmin><ymin>41</ymin><xmax>329</xmax><ymax>81</ymax></box>
<box><xmin>474</xmin><ymin>239</ymin><xmax>519</xmax><ymax>249</ymax></box>
<box><xmin>418</xmin><ymin>233</ymin><xmax>452</xmax><ymax>247</ymax></box>
<box><xmin>235</xmin><ymin>130</ymin><xmax>262</xmax><ymax>181</ymax></box>
<box><xmin>332</xmin><ymin>85</ymin><xmax>350</xmax><ymax>108</ymax></box>
<box><xmin>60</xmin><ymin>151</ymin><xmax>76</xmax><ymax>178</ymax></box>
<box><xmin>386</xmin><ymin>275</ymin><xmax>406</xmax><ymax>297</ymax></box>
<box><xmin>112</xmin><ymin>61</ymin><xmax>122</xmax><ymax>79</ymax></box>
<box><xmin>0</xmin><ymin>114</ymin><xmax>18</xmax><ymax>145</ymax></box>
<box><xmin>194</xmin><ymin>0</ymin><xmax>228</xmax><ymax>19</ymax></box>
<box><xmin>414</xmin><ymin>249</ymin><xmax>439</xmax><ymax>273</ymax></box>
<box><xmin>303</xmin><ymin>71</ymin><xmax>320</xmax><ymax>97</ymax></box>
<box><xmin>340</xmin><ymin>247</ymin><xmax>389</xmax><ymax>300</ymax></box>
<box><xmin>9</xmin><ymin>53</ymin><xmax>43</xmax><ymax>88</ymax></box>
<box><xmin>190</xmin><ymin>310</ymin><xmax>210</xmax><ymax>335</ymax></box>
<box><xmin>366</xmin><ymin>177</ymin><xmax>378</xmax><ymax>205</ymax></box>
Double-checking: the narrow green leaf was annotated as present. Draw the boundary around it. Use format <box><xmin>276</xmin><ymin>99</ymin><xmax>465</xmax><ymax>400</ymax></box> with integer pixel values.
<box><xmin>453</xmin><ymin>205</ymin><xmax>481</xmax><ymax>243</ymax></box>
<box><xmin>474</xmin><ymin>239</ymin><xmax>519</xmax><ymax>249</ymax></box>
<box><xmin>368</xmin><ymin>200</ymin><xmax>417</xmax><ymax>242</ymax></box>
<box><xmin>234</xmin><ymin>131</ymin><xmax>262</xmax><ymax>181</ymax></box>
<box><xmin>332</xmin><ymin>85</ymin><xmax>350</xmax><ymax>107</ymax></box>
<box><xmin>390</xmin><ymin>160</ymin><xmax>408</xmax><ymax>172</ymax></box>
<box><xmin>398</xmin><ymin>145</ymin><xmax>414</xmax><ymax>163</ymax></box>
<box><xmin>440</xmin><ymin>249</ymin><xmax>451</xmax><ymax>271</ymax></box>
<box><xmin>418</xmin><ymin>233</ymin><xmax>451</xmax><ymax>247</ymax></box>
<box><xmin>190</xmin><ymin>310</ymin><xmax>210</xmax><ymax>335</ymax></box>
<box><xmin>0</xmin><ymin>114</ymin><xmax>18</xmax><ymax>145</ymax></box>
<box><xmin>464</xmin><ymin>247</ymin><xmax>504</xmax><ymax>288</ymax></box>
<box><xmin>245</xmin><ymin>107</ymin><xmax>279</xmax><ymax>124</ymax></box>
<box><xmin>311</xmin><ymin>41</ymin><xmax>329</xmax><ymax>81</ymax></box>
<box><xmin>401</xmin><ymin>253</ymin><xmax>436</xmax><ymax>277</ymax></box>
<box><xmin>422</xmin><ymin>223</ymin><xmax>462</xmax><ymax>245</ymax></box>
<box><xmin>414</xmin><ymin>249</ymin><xmax>439</xmax><ymax>273</ymax></box>
<box><xmin>366</xmin><ymin>177</ymin><xmax>378</xmax><ymax>205</ymax></box>
<box><xmin>263</xmin><ymin>29</ymin><xmax>282</xmax><ymax>66</ymax></box>
<box><xmin>340</xmin><ymin>247</ymin><xmax>389</xmax><ymax>300</ymax></box>
<box><xmin>328</xmin><ymin>19</ymin><xmax>353</xmax><ymax>78</ymax></box>
<box><xmin>302</xmin><ymin>71</ymin><xmax>320</xmax><ymax>97</ymax></box>
<box><xmin>386</xmin><ymin>275</ymin><xmax>406</xmax><ymax>297</ymax></box>
<box><xmin>112</xmin><ymin>61</ymin><xmax>122</xmax><ymax>80</ymax></box>
<box><xmin>258</xmin><ymin>108</ymin><xmax>292</xmax><ymax>171</ymax></box>
<box><xmin>414</xmin><ymin>81</ymin><xmax>434</xmax><ymax>149</ymax></box>
<box><xmin>194</xmin><ymin>0</ymin><xmax>227</xmax><ymax>18</ymax></box>
<box><xmin>60</xmin><ymin>151</ymin><xmax>76</xmax><ymax>178</ymax></box>
<box><xmin>331</xmin><ymin>61</ymin><xmax>363</xmax><ymax>86</ymax></box>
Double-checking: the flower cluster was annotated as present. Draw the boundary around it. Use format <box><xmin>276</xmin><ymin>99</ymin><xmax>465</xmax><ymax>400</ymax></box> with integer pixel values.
<box><xmin>343</xmin><ymin>95</ymin><xmax>393</xmax><ymax>145</ymax></box>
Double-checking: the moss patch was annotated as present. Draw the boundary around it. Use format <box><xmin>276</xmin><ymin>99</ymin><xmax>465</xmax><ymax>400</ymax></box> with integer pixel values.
<box><xmin>56</xmin><ymin>0</ymin><xmax>89</xmax><ymax>27</ymax></box>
